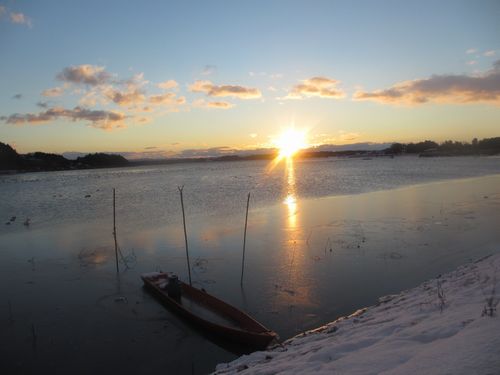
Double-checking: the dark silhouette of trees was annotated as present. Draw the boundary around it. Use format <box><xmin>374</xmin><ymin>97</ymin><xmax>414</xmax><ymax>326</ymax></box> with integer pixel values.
<box><xmin>0</xmin><ymin>143</ymin><xmax>129</xmax><ymax>171</ymax></box>
<box><xmin>24</xmin><ymin>152</ymin><xmax>72</xmax><ymax>170</ymax></box>
<box><xmin>478</xmin><ymin>137</ymin><xmax>500</xmax><ymax>152</ymax></box>
<box><xmin>387</xmin><ymin>143</ymin><xmax>404</xmax><ymax>155</ymax></box>
<box><xmin>75</xmin><ymin>153</ymin><xmax>129</xmax><ymax>167</ymax></box>
<box><xmin>405</xmin><ymin>140</ymin><xmax>439</xmax><ymax>153</ymax></box>
<box><xmin>0</xmin><ymin>142</ymin><xmax>21</xmax><ymax>170</ymax></box>
<box><xmin>387</xmin><ymin>137</ymin><xmax>500</xmax><ymax>156</ymax></box>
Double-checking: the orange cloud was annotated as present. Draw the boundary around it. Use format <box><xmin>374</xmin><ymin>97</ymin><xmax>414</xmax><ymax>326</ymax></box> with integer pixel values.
<box><xmin>149</xmin><ymin>92</ymin><xmax>176</xmax><ymax>105</ymax></box>
<box><xmin>189</xmin><ymin>80</ymin><xmax>261</xmax><ymax>99</ymax></box>
<box><xmin>158</xmin><ymin>80</ymin><xmax>178</xmax><ymax>89</ymax></box>
<box><xmin>193</xmin><ymin>99</ymin><xmax>234</xmax><ymax>109</ymax></box>
<box><xmin>354</xmin><ymin>60</ymin><xmax>500</xmax><ymax>105</ymax></box>
<box><xmin>285</xmin><ymin>76</ymin><xmax>345</xmax><ymax>99</ymax></box>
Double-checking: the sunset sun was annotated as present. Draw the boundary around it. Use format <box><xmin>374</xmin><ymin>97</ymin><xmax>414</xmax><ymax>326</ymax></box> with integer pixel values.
<box><xmin>274</xmin><ymin>128</ymin><xmax>308</xmax><ymax>158</ymax></box>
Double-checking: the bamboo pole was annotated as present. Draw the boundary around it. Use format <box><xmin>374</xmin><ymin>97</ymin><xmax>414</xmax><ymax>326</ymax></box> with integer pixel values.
<box><xmin>178</xmin><ymin>186</ymin><xmax>192</xmax><ymax>286</ymax></box>
<box><xmin>113</xmin><ymin>188</ymin><xmax>119</xmax><ymax>273</ymax></box>
<box><xmin>240</xmin><ymin>192</ymin><xmax>251</xmax><ymax>285</ymax></box>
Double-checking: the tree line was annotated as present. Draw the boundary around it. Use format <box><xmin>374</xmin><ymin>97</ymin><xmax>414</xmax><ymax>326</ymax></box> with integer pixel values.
<box><xmin>0</xmin><ymin>142</ymin><xmax>128</xmax><ymax>171</ymax></box>
<box><xmin>385</xmin><ymin>137</ymin><xmax>500</xmax><ymax>156</ymax></box>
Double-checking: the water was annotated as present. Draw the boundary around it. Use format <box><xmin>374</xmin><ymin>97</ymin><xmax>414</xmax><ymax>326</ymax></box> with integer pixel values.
<box><xmin>1</xmin><ymin>155</ymin><xmax>499</xmax><ymax>233</ymax></box>
<box><xmin>1</xmin><ymin>155</ymin><xmax>500</xmax><ymax>374</ymax></box>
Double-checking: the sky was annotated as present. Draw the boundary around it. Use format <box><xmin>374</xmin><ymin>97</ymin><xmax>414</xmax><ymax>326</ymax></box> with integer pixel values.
<box><xmin>0</xmin><ymin>0</ymin><xmax>499</xmax><ymax>158</ymax></box>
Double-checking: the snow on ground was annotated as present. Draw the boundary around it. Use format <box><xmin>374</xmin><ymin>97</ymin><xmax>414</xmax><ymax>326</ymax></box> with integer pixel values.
<box><xmin>215</xmin><ymin>253</ymin><xmax>500</xmax><ymax>375</ymax></box>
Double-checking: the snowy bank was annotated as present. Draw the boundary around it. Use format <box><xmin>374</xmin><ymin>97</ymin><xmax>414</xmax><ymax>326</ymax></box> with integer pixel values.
<box><xmin>215</xmin><ymin>253</ymin><xmax>500</xmax><ymax>374</ymax></box>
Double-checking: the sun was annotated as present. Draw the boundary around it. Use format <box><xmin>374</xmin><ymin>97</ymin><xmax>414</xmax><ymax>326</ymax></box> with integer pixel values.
<box><xmin>274</xmin><ymin>128</ymin><xmax>308</xmax><ymax>158</ymax></box>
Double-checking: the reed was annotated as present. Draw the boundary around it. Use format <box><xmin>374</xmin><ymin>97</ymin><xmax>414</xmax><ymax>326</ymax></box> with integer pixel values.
<box><xmin>178</xmin><ymin>186</ymin><xmax>192</xmax><ymax>286</ymax></box>
<box><xmin>240</xmin><ymin>192</ymin><xmax>251</xmax><ymax>286</ymax></box>
<box><xmin>113</xmin><ymin>188</ymin><xmax>119</xmax><ymax>273</ymax></box>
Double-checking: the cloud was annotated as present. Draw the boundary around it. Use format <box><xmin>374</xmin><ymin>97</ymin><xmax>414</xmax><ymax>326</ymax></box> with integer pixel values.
<box><xmin>353</xmin><ymin>60</ymin><xmax>500</xmax><ymax>105</ymax></box>
<box><xmin>42</xmin><ymin>87</ymin><xmax>64</xmax><ymax>97</ymax></box>
<box><xmin>12</xmin><ymin>94</ymin><xmax>22</xmax><ymax>100</ymax></box>
<box><xmin>285</xmin><ymin>76</ymin><xmax>345</xmax><ymax>99</ymax></box>
<box><xmin>157</xmin><ymin>80</ymin><xmax>178</xmax><ymax>90</ymax></box>
<box><xmin>104</xmin><ymin>88</ymin><xmax>145</xmax><ymax>106</ymax></box>
<box><xmin>0</xmin><ymin>6</ymin><xmax>5</xmax><ymax>16</ymax></box>
<box><xmin>202</xmin><ymin>65</ymin><xmax>217</xmax><ymax>76</ymax></box>
<box><xmin>484</xmin><ymin>50</ymin><xmax>496</xmax><ymax>57</ymax></box>
<box><xmin>57</xmin><ymin>65</ymin><xmax>111</xmax><ymax>86</ymax></box>
<box><xmin>192</xmin><ymin>99</ymin><xmax>234</xmax><ymax>109</ymax></box>
<box><xmin>466</xmin><ymin>60</ymin><xmax>477</xmax><ymax>66</ymax></box>
<box><xmin>466</xmin><ymin>48</ymin><xmax>477</xmax><ymax>54</ymax></box>
<box><xmin>135</xmin><ymin>116</ymin><xmax>152</xmax><ymax>125</ymax></box>
<box><xmin>37</xmin><ymin>101</ymin><xmax>49</xmax><ymax>108</ymax></box>
<box><xmin>148</xmin><ymin>92</ymin><xmax>185</xmax><ymax>106</ymax></box>
<box><xmin>1</xmin><ymin>106</ymin><xmax>126</xmax><ymax>130</ymax></box>
<box><xmin>9</xmin><ymin>12</ymin><xmax>32</xmax><ymax>27</ymax></box>
<box><xmin>189</xmin><ymin>80</ymin><xmax>261</xmax><ymax>99</ymax></box>
<box><xmin>206</xmin><ymin>101</ymin><xmax>233</xmax><ymax>109</ymax></box>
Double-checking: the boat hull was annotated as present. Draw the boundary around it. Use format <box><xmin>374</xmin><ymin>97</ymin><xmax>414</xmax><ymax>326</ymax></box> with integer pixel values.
<box><xmin>141</xmin><ymin>273</ymin><xmax>277</xmax><ymax>349</ymax></box>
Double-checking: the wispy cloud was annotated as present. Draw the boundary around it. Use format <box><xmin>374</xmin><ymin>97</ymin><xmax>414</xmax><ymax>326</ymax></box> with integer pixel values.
<box><xmin>157</xmin><ymin>80</ymin><xmax>178</xmax><ymax>89</ymax></box>
<box><xmin>466</xmin><ymin>48</ymin><xmax>477</xmax><ymax>54</ymax></box>
<box><xmin>353</xmin><ymin>60</ymin><xmax>500</xmax><ymax>105</ymax></box>
<box><xmin>57</xmin><ymin>65</ymin><xmax>111</xmax><ymax>86</ymax></box>
<box><xmin>484</xmin><ymin>50</ymin><xmax>496</xmax><ymax>57</ymax></box>
<box><xmin>149</xmin><ymin>92</ymin><xmax>185</xmax><ymax>106</ymax></box>
<box><xmin>202</xmin><ymin>65</ymin><xmax>217</xmax><ymax>76</ymax></box>
<box><xmin>42</xmin><ymin>87</ymin><xmax>64</xmax><ymax>97</ymax></box>
<box><xmin>192</xmin><ymin>99</ymin><xmax>234</xmax><ymax>109</ymax></box>
<box><xmin>285</xmin><ymin>76</ymin><xmax>345</xmax><ymax>100</ymax></box>
<box><xmin>189</xmin><ymin>80</ymin><xmax>261</xmax><ymax>99</ymax></box>
<box><xmin>9</xmin><ymin>12</ymin><xmax>32</xmax><ymax>27</ymax></box>
<box><xmin>1</xmin><ymin>107</ymin><xmax>126</xmax><ymax>130</ymax></box>
<box><xmin>12</xmin><ymin>93</ymin><xmax>22</xmax><ymax>100</ymax></box>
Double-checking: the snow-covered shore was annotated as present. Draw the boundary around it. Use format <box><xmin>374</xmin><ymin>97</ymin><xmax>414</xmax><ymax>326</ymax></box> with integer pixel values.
<box><xmin>215</xmin><ymin>253</ymin><xmax>500</xmax><ymax>375</ymax></box>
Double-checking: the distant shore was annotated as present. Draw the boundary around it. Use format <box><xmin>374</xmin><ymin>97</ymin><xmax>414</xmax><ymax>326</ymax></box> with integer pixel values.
<box><xmin>2</xmin><ymin>137</ymin><xmax>499</xmax><ymax>174</ymax></box>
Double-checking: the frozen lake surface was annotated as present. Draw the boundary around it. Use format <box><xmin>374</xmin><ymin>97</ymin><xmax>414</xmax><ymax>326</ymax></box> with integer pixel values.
<box><xmin>1</xmin><ymin>155</ymin><xmax>499</xmax><ymax>374</ymax></box>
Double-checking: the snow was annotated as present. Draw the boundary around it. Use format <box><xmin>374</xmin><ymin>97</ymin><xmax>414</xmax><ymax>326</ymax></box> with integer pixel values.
<box><xmin>215</xmin><ymin>253</ymin><xmax>500</xmax><ymax>375</ymax></box>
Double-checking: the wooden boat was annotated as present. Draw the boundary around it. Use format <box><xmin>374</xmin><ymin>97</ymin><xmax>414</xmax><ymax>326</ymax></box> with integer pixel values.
<box><xmin>141</xmin><ymin>272</ymin><xmax>278</xmax><ymax>348</ymax></box>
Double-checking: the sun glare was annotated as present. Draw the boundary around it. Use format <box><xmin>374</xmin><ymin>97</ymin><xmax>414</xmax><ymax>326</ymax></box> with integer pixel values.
<box><xmin>274</xmin><ymin>128</ymin><xmax>308</xmax><ymax>158</ymax></box>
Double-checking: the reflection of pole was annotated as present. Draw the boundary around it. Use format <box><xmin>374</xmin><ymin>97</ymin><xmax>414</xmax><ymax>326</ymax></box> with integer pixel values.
<box><xmin>178</xmin><ymin>186</ymin><xmax>192</xmax><ymax>286</ymax></box>
<box><xmin>240</xmin><ymin>192</ymin><xmax>251</xmax><ymax>286</ymax></box>
<box><xmin>113</xmin><ymin>188</ymin><xmax>119</xmax><ymax>273</ymax></box>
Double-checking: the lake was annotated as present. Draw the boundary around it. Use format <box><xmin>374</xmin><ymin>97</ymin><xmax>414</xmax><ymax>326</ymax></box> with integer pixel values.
<box><xmin>1</xmin><ymin>155</ymin><xmax>500</xmax><ymax>374</ymax></box>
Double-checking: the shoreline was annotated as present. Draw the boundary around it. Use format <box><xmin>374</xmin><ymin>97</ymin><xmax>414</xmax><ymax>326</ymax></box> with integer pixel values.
<box><xmin>214</xmin><ymin>252</ymin><xmax>500</xmax><ymax>374</ymax></box>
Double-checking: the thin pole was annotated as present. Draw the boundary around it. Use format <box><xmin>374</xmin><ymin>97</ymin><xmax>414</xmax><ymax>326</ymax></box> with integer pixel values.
<box><xmin>178</xmin><ymin>186</ymin><xmax>192</xmax><ymax>286</ymax></box>
<box><xmin>113</xmin><ymin>188</ymin><xmax>119</xmax><ymax>273</ymax></box>
<box><xmin>240</xmin><ymin>192</ymin><xmax>251</xmax><ymax>285</ymax></box>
